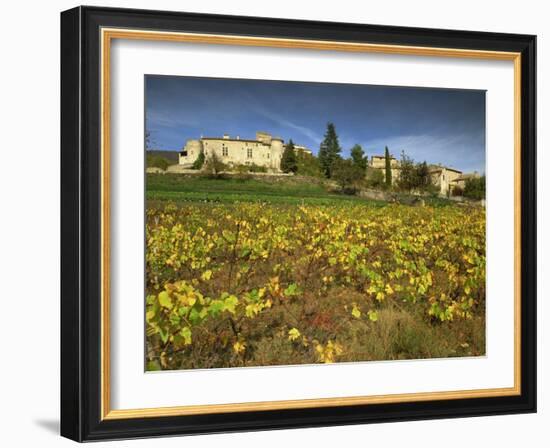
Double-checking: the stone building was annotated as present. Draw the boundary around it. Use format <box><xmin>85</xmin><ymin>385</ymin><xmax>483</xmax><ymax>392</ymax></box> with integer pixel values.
<box><xmin>368</xmin><ymin>155</ymin><xmax>465</xmax><ymax>196</ymax></box>
<box><xmin>179</xmin><ymin>131</ymin><xmax>307</xmax><ymax>172</ymax></box>
<box><xmin>369</xmin><ymin>155</ymin><xmax>401</xmax><ymax>184</ymax></box>
<box><xmin>449</xmin><ymin>172</ymin><xmax>480</xmax><ymax>192</ymax></box>
<box><xmin>294</xmin><ymin>144</ymin><xmax>312</xmax><ymax>156</ymax></box>
<box><xmin>429</xmin><ymin>165</ymin><xmax>463</xmax><ymax>196</ymax></box>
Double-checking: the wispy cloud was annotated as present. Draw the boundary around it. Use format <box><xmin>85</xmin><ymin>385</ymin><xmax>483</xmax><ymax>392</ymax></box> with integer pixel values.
<box><xmin>146</xmin><ymin>109</ymin><xmax>199</xmax><ymax>129</ymax></box>
<box><xmin>361</xmin><ymin>133</ymin><xmax>486</xmax><ymax>173</ymax></box>
<box><xmin>256</xmin><ymin>108</ymin><xmax>322</xmax><ymax>144</ymax></box>
<box><xmin>241</xmin><ymin>91</ymin><xmax>323</xmax><ymax>145</ymax></box>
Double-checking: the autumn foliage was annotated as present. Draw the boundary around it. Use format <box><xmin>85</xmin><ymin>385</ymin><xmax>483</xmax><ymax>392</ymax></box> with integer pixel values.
<box><xmin>146</xmin><ymin>201</ymin><xmax>485</xmax><ymax>370</ymax></box>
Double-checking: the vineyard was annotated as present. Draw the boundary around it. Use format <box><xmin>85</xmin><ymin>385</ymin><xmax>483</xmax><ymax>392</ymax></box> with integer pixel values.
<box><xmin>145</xmin><ymin>187</ymin><xmax>486</xmax><ymax>371</ymax></box>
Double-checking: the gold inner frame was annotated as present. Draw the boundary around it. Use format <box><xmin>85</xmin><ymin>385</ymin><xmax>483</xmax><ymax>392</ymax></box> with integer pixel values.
<box><xmin>100</xmin><ymin>27</ymin><xmax>522</xmax><ymax>420</ymax></box>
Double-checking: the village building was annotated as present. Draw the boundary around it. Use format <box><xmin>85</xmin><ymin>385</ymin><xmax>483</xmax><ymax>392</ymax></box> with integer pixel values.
<box><xmin>368</xmin><ymin>155</ymin><xmax>466</xmax><ymax>196</ymax></box>
<box><xmin>294</xmin><ymin>144</ymin><xmax>313</xmax><ymax>156</ymax></box>
<box><xmin>177</xmin><ymin>133</ymin><xmax>474</xmax><ymax>197</ymax></box>
<box><xmin>178</xmin><ymin>131</ymin><xmax>311</xmax><ymax>172</ymax></box>
<box><xmin>449</xmin><ymin>172</ymin><xmax>481</xmax><ymax>192</ymax></box>
<box><xmin>428</xmin><ymin>165</ymin><xmax>463</xmax><ymax>196</ymax></box>
<box><xmin>368</xmin><ymin>155</ymin><xmax>401</xmax><ymax>184</ymax></box>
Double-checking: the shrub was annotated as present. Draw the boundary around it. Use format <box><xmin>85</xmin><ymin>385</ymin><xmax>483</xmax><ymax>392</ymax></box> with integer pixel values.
<box><xmin>296</xmin><ymin>150</ymin><xmax>323</xmax><ymax>178</ymax></box>
<box><xmin>146</xmin><ymin>153</ymin><xmax>170</xmax><ymax>171</ymax></box>
<box><xmin>191</xmin><ymin>151</ymin><xmax>205</xmax><ymax>170</ymax></box>
<box><xmin>233</xmin><ymin>163</ymin><xmax>267</xmax><ymax>173</ymax></box>
<box><xmin>331</xmin><ymin>158</ymin><xmax>364</xmax><ymax>193</ymax></box>
<box><xmin>451</xmin><ymin>186</ymin><xmax>464</xmax><ymax>197</ymax></box>
<box><xmin>365</xmin><ymin>167</ymin><xmax>385</xmax><ymax>189</ymax></box>
<box><xmin>398</xmin><ymin>152</ymin><xmax>433</xmax><ymax>192</ymax></box>
<box><xmin>247</xmin><ymin>164</ymin><xmax>268</xmax><ymax>173</ymax></box>
<box><xmin>204</xmin><ymin>153</ymin><xmax>226</xmax><ymax>177</ymax></box>
<box><xmin>464</xmin><ymin>175</ymin><xmax>486</xmax><ymax>200</ymax></box>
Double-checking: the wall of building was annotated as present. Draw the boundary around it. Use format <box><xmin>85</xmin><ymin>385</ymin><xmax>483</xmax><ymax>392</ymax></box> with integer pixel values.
<box><xmin>431</xmin><ymin>168</ymin><xmax>463</xmax><ymax>195</ymax></box>
<box><xmin>179</xmin><ymin>133</ymin><xmax>285</xmax><ymax>171</ymax></box>
<box><xmin>178</xmin><ymin>139</ymin><xmax>202</xmax><ymax>166</ymax></box>
<box><xmin>370</xmin><ymin>156</ymin><xmax>399</xmax><ymax>169</ymax></box>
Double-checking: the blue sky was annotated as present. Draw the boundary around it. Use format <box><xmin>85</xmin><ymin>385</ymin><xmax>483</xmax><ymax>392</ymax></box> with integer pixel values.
<box><xmin>145</xmin><ymin>75</ymin><xmax>486</xmax><ymax>173</ymax></box>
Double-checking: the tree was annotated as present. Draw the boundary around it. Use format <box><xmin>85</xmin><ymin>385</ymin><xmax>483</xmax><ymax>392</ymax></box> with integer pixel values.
<box><xmin>146</xmin><ymin>152</ymin><xmax>169</xmax><ymax>171</ymax></box>
<box><xmin>332</xmin><ymin>158</ymin><xmax>364</xmax><ymax>193</ymax></box>
<box><xmin>318</xmin><ymin>123</ymin><xmax>342</xmax><ymax>178</ymax></box>
<box><xmin>463</xmin><ymin>175</ymin><xmax>486</xmax><ymax>200</ymax></box>
<box><xmin>397</xmin><ymin>151</ymin><xmax>415</xmax><ymax>191</ymax></box>
<box><xmin>366</xmin><ymin>167</ymin><xmax>385</xmax><ymax>188</ymax></box>
<box><xmin>384</xmin><ymin>146</ymin><xmax>392</xmax><ymax>187</ymax></box>
<box><xmin>397</xmin><ymin>152</ymin><xmax>433</xmax><ymax>192</ymax></box>
<box><xmin>350</xmin><ymin>144</ymin><xmax>368</xmax><ymax>171</ymax></box>
<box><xmin>280</xmin><ymin>139</ymin><xmax>298</xmax><ymax>173</ymax></box>
<box><xmin>295</xmin><ymin>148</ymin><xmax>323</xmax><ymax>177</ymax></box>
<box><xmin>204</xmin><ymin>152</ymin><xmax>226</xmax><ymax>177</ymax></box>
<box><xmin>415</xmin><ymin>161</ymin><xmax>430</xmax><ymax>189</ymax></box>
<box><xmin>191</xmin><ymin>150</ymin><xmax>205</xmax><ymax>170</ymax></box>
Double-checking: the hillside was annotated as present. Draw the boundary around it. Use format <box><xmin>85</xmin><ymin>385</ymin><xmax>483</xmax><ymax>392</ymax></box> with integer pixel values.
<box><xmin>146</xmin><ymin>150</ymin><xmax>180</xmax><ymax>164</ymax></box>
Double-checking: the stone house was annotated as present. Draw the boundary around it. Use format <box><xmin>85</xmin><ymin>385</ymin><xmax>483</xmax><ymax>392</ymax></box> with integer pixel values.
<box><xmin>449</xmin><ymin>172</ymin><xmax>480</xmax><ymax>192</ymax></box>
<box><xmin>369</xmin><ymin>155</ymin><xmax>401</xmax><ymax>184</ymax></box>
<box><xmin>178</xmin><ymin>131</ymin><xmax>309</xmax><ymax>172</ymax></box>
<box><xmin>294</xmin><ymin>144</ymin><xmax>312</xmax><ymax>156</ymax></box>
<box><xmin>429</xmin><ymin>165</ymin><xmax>463</xmax><ymax>196</ymax></box>
<box><xmin>368</xmin><ymin>156</ymin><xmax>466</xmax><ymax>196</ymax></box>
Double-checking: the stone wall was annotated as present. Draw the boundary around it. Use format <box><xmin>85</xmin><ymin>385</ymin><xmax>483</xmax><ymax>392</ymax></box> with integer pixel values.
<box><xmin>178</xmin><ymin>133</ymin><xmax>284</xmax><ymax>171</ymax></box>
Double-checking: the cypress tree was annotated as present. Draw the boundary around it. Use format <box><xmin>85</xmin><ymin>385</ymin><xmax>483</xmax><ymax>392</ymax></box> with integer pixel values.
<box><xmin>280</xmin><ymin>139</ymin><xmax>298</xmax><ymax>173</ymax></box>
<box><xmin>318</xmin><ymin>123</ymin><xmax>342</xmax><ymax>178</ymax></box>
<box><xmin>384</xmin><ymin>146</ymin><xmax>392</xmax><ymax>187</ymax></box>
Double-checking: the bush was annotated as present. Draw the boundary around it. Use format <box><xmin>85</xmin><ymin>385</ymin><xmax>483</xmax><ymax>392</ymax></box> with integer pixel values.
<box><xmin>332</xmin><ymin>158</ymin><xmax>364</xmax><ymax>193</ymax></box>
<box><xmin>451</xmin><ymin>186</ymin><xmax>464</xmax><ymax>197</ymax></box>
<box><xmin>463</xmin><ymin>175</ymin><xmax>486</xmax><ymax>200</ymax></box>
<box><xmin>204</xmin><ymin>153</ymin><xmax>226</xmax><ymax>177</ymax></box>
<box><xmin>425</xmin><ymin>183</ymin><xmax>440</xmax><ymax>197</ymax></box>
<box><xmin>146</xmin><ymin>153</ymin><xmax>170</xmax><ymax>171</ymax></box>
<box><xmin>191</xmin><ymin>151</ymin><xmax>205</xmax><ymax>170</ymax></box>
<box><xmin>296</xmin><ymin>150</ymin><xmax>323</xmax><ymax>178</ymax></box>
<box><xmin>398</xmin><ymin>152</ymin><xmax>432</xmax><ymax>192</ymax></box>
<box><xmin>247</xmin><ymin>164</ymin><xmax>268</xmax><ymax>173</ymax></box>
<box><xmin>365</xmin><ymin>167</ymin><xmax>385</xmax><ymax>189</ymax></box>
<box><xmin>233</xmin><ymin>163</ymin><xmax>268</xmax><ymax>173</ymax></box>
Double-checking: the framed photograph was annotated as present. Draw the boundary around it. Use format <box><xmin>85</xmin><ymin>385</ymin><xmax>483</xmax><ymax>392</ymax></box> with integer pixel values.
<box><xmin>61</xmin><ymin>6</ymin><xmax>536</xmax><ymax>441</ymax></box>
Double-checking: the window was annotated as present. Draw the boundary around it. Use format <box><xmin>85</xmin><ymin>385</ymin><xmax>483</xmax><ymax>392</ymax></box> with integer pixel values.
<box><xmin>222</xmin><ymin>145</ymin><xmax>228</xmax><ymax>157</ymax></box>
<box><xmin>267</xmin><ymin>153</ymin><xmax>270</xmax><ymax>159</ymax></box>
<box><xmin>247</xmin><ymin>148</ymin><xmax>253</xmax><ymax>158</ymax></box>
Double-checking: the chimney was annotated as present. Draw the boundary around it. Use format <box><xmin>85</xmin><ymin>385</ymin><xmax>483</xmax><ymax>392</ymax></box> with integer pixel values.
<box><xmin>236</xmin><ymin>135</ymin><xmax>240</xmax><ymax>140</ymax></box>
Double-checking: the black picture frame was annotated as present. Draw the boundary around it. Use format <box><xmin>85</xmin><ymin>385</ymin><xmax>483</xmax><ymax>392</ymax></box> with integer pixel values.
<box><xmin>61</xmin><ymin>5</ymin><xmax>536</xmax><ymax>442</ymax></box>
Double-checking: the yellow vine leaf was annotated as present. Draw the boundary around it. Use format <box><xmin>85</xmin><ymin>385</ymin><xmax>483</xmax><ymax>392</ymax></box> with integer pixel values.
<box><xmin>368</xmin><ymin>310</ymin><xmax>379</xmax><ymax>322</ymax></box>
<box><xmin>288</xmin><ymin>328</ymin><xmax>301</xmax><ymax>341</ymax></box>
<box><xmin>233</xmin><ymin>341</ymin><xmax>246</xmax><ymax>354</ymax></box>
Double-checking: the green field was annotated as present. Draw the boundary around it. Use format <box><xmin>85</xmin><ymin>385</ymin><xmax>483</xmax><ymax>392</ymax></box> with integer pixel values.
<box><xmin>146</xmin><ymin>173</ymin><xmax>377</xmax><ymax>205</ymax></box>
<box><xmin>146</xmin><ymin>173</ymin><xmax>454</xmax><ymax>207</ymax></box>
